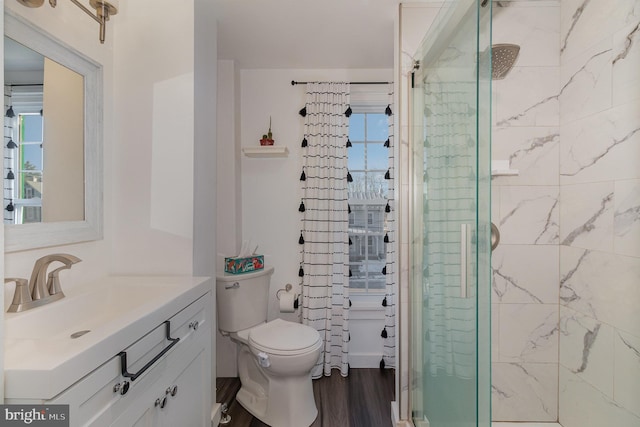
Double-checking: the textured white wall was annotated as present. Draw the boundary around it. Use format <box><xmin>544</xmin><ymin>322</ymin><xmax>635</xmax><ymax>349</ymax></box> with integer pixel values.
<box><xmin>111</xmin><ymin>0</ymin><xmax>195</xmax><ymax>275</ymax></box>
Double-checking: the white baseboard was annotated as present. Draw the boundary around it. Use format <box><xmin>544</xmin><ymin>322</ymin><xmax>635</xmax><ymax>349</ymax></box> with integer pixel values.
<box><xmin>348</xmin><ymin>353</ymin><xmax>383</xmax><ymax>368</ymax></box>
<box><xmin>391</xmin><ymin>401</ymin><xmax>399</xmax><ymax>426</ymax></box>
<box><xmin>211</xmin><ymin>403</ymin><xmax>221</xmax><ymax>427</ymax></box>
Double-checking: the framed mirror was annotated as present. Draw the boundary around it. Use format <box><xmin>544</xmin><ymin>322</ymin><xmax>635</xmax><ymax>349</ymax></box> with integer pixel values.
<box><xmin>4</xmin><ymin>11</ymin><xmax>103</xmax><ymax>252</ymax></box>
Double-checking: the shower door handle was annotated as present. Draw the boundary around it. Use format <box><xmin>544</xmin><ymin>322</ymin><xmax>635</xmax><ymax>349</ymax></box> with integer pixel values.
<box><xmin>491</xmin><ymin>222</ymin><xmax>500</xmax><ymax>252</ymax></box>
<box><xmin>460</xmin><ymin>224</ymin><xmax>469</xmax><ymax>298</ymax></box>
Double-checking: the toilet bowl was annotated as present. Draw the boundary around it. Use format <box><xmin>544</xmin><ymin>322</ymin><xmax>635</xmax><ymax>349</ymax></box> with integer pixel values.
<box><xmin>216</xmin><ymin>267</ymin><xmax>322</xmax><ymax>427</ymax></box>
<box><xmin>232</xmin><ymin>319</ymin><xmax>321</xmax><ymax>427</ymax></box>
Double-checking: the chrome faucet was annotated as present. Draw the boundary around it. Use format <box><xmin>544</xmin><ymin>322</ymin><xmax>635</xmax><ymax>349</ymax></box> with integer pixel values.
<box><xmin>5</xmin><ymin>253</ymin><xmax>81</xmax><ymax>313</ymax></box>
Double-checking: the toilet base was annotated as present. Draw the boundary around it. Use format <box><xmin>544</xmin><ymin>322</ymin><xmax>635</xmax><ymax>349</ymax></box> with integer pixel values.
<box><xmin>237</xmin><ymin>346</ymin><xmax>318</xmax><ymax>427</ymax></box>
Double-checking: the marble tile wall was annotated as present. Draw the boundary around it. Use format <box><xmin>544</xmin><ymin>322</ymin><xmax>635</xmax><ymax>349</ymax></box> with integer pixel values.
<box><xmin>558</xmin><ymin>0</ymin><xmax>640</xmax><ymax>425</ymax></box>
<box><xmin>491</xmin><ymin>1</ymin><xmax>561</xmax><ymax>422</ymax></box>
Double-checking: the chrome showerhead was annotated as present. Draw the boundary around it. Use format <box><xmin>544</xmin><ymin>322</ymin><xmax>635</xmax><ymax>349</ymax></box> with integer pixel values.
<box><xmin>491</xmin><ymin>44</ymin><xmax>520</xmax><ymax>80</ymax></box>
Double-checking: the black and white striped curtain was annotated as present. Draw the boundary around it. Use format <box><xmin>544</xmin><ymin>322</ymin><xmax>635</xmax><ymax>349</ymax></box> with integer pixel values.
<box><xmin>299</xmin><ymin>82</ymin><xmax>351</xmax><ymax>378</ymax></box>
<box><xmin>382</xmin><ymin>84</ymin><xmax>396</xmax><ymax>369</ymax></box>
<box><xmin>4</xmin><ymin>86</ymin><xmax>15</xmax><ymax>224</ymax></box>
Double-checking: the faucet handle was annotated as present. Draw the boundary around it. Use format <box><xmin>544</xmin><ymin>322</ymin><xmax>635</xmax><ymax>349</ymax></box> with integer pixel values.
<box><xmin>47</xmin><ymin>267</ymin><xmax>68</xmax><ymax>296</ymax></box>
<box><xmin>5</xmin><ymin>278</ymin><xmax>31</xmax><ymax>313</ymax></box>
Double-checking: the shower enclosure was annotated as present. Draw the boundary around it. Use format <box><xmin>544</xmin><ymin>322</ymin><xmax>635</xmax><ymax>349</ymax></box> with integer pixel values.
<box><xmin>409</xmin><ymin>1</ymin><xmax>492</xmax><ymax>426</ymax></box>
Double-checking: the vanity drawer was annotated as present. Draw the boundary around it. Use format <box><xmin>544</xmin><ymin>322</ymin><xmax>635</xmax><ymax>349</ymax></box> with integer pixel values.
<box><xmin>48</xmin><ymin>292</ymin><xmax>210</xmax><ymax>427</ymax></box>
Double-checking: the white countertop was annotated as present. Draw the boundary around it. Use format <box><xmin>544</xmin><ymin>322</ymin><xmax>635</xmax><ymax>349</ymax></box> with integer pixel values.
<box><xmin>4</xmin><ymin>275</ymin><xmax>212</xmax><ymax>400</ymax></box>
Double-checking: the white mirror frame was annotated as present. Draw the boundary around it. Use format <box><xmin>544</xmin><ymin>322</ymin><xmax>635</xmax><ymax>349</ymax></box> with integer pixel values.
<box><xmin>4</xmin><ymin>11</ymin><xmax>103</xmax><ymax>253</ymax></box>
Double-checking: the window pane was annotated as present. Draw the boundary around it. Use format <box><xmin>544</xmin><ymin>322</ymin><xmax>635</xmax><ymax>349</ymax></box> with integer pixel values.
<box><xmin>347</xmin><ymin>112</ymin><xmax>390</xmax><ymax>295</ymax></box>
<box><xmin>349</xmin><ymin>205</ymin><xmax>366</xmax><ymax>233</ymax></box>
<box><xmin>349</xmin><ymin>262</ymin><xmax>366</xmax><ymax>290</ymax></box>
<box><xmin>21</xmin><ymin>206</ymin><xmax>41</xmax><ymax>224</ymax></box>
<box><xmin>363</xmin><ymin>259</ymin><xmax>386</xmax><ymax>289</ymax></box>
<box><xmin>367</xmin><ymin>204</ymin><xmax>386</xmax><ymax>233</ymax></box>
<box><xmin>348</xmin><ymin>143</ymin><xmax>364</xmax><ymax>170</ymax></box>
<box><xmin>349</xmin><ymin>114</ymin><xmax>365</xmax><ymax>141</ymax></box>
<box><xmin>366</xmin><ymin>171</ymin><xmax>388</xmax><ymax>199</ymax></box>
<box><xmin>20</xmin><ymin>172</ymin><xmax>42</xmax><ymax>199</ymax></box>
<box><xmin>20</xmin><ymin>114</ymin><xmax>43</xmax><ymax>142</ymax></box>
<box><xmin>366</xmin><ymin>114</ymin><xmax>388</xmax><ymax>141</ymax></box>
<box><xmin>21</xmin><ymin>144</ymin><xmax>43</xmax><ymax>171</ymax></box>
<box><xmin>367</xmin><ymin>142</ymin><xmax>387</xmax><ymax>170</ymax></box>
<box><xmin>348</xmin><ymin>171</ymin><xmax>366</xmax><ymax>197</ymax></box>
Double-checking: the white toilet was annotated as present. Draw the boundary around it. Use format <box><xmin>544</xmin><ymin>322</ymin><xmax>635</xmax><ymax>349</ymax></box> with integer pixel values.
<box><xmin>216</xmin><ymin>267</ymin><xmax>322</xmax><ymax>427</ymax></box>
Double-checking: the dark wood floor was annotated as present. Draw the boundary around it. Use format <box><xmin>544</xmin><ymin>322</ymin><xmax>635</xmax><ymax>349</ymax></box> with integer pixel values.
<box><xmin>216</xmin><ymin>368</ymin><xmax>395</xmax><ymax>427</ymax></box>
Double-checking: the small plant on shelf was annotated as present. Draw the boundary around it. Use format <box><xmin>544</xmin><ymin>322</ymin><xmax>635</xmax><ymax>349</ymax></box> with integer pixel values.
<box><xmin>260</xmin><ymin>117</ymin><xmax>274</xmax><ymax>146</ymax></box>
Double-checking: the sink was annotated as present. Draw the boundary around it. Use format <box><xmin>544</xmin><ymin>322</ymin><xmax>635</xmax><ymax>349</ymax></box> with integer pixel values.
<box><xmin>6</xmin><ymin>281</ymin><xmax>179</xmax><ymax>341</ymax></box>
<box><xmin>4</xmin><ymin>276</ymin><xmax>212</xmax><ymax>400</ymax></box>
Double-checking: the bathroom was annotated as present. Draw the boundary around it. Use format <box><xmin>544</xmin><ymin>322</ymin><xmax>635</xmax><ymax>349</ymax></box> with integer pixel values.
<box><xmin>1</xmin><ymin>0</ymin><xmax>639</xmax><ymax>427</ymax></box>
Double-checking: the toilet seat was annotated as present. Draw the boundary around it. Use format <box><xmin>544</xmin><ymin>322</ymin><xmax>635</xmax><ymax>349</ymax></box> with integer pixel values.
<box><xmin>249</xmin><ymin>318</ymin><xmax>320</xmax><ymax>356</ymax></box>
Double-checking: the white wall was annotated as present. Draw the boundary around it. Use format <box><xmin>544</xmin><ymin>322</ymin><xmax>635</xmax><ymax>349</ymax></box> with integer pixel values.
<box><xmin>215</xmin><ymin>59</ymin><xmax>241</xmax><ymax>377</ymax></box>
<box><xmin>193</xmin><ymin>0</ymin><xmax>218</xmax><ymax>412</ymax></box>
<box><xmin>111</xmin><ymin>0</ymin><xmax>195</xmax><ymax>275</ymax></box>
<box><xmin>42</xmin><ymin>57</ymin><xmax>84</xmax><ymax>222</ymax></box>
<box><xmin>216</xmin><ymin>60</ymin><xmax>241</xmax><ymax>257</ymax></box>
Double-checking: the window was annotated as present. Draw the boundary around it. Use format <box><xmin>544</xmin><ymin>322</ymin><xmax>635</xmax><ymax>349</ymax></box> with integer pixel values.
<box><xmin>9</xmin><ymin>109</ymin><xmax>44</xmax><ymax>224</ymax></box>
<box><xmin>348</xmin><ymin>112</ymin><xmax>389</xmax><ymax>294</ymax></box>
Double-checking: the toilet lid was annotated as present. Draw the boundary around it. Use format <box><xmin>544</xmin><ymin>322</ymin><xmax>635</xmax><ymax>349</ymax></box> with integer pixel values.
<box><xmin>249</xmin><ymin>319</ymin><xmax>320</xmax><ymax>355</ymax></box>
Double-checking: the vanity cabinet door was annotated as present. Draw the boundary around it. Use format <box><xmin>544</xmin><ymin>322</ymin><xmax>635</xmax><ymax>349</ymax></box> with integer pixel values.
<box><xmin>111</xmin><ymin>293</ymin><xmax>211</xmax><ymax>427</ymax></box>
<box><xmin>163</xmin><ymin>346</ymin><xmax>209</xmax><ymax>426</ymax></box>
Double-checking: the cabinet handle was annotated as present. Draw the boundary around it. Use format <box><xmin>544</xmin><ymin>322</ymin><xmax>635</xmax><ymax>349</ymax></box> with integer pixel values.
<box><xmin>166</xmin><ymin>385</ymin><xmax>178</xmax><ymax>397</ymax></box>
<box><xmin>118</xmin><ymin>321</ymin><xmax>180</xmax><ymax>382</ymax></box>
<box><xmin>189</xmin><ymin>321</ymin><xmax>199</xmax><ymax>331</ymax></box>
<box><xmin>155</xmin><ymin>396</ymin><xmax>167</xmax><ymax>409</ymax></box>
<box><xmin>113</xmin><ymin>380</ymin><xmax>130</xmax><ymax>395</ymax></box>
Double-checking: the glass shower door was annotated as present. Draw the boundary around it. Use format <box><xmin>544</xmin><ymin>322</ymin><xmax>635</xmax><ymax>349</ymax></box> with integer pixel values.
<box><xmin>409</xmin><ymin>1</ymin><xmax>491</xmax><ymax>426</ymax></box>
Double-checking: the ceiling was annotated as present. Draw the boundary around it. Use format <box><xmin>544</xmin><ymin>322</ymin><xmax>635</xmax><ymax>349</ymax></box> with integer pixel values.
<box><xmin>215</xmin><ymin>0</ymin><xmax>401</xmax><ymax>69</ymax></box>
<box><xmin>4</xmin><ymin>37</ymin><xmax>44</xmax><ymax>72</ymax></box>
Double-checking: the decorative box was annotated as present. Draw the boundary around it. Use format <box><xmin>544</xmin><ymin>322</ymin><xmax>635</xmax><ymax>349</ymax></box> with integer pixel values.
<box><xmin>224</xmin><ymin>255</ymin><xmax>264</xmax><ymax>274</ymax></box>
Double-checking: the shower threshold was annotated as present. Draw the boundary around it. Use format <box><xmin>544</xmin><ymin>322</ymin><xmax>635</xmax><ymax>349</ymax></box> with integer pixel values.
<box><xmin>493</xmin><ymin>423</ymin><xmax>562</xmax><ymax>427</ymax></box>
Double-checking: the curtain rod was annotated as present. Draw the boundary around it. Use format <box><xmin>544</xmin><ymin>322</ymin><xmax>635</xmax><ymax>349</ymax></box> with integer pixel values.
<box><xmin>7</xmin><ymin>84</ymin><xmax>44</xmax><ymax>87</ymax></box>
<box><xmin>291</xmin><ymin>80</ymin><xmax>390</xmax><ymax>86</ymax></box>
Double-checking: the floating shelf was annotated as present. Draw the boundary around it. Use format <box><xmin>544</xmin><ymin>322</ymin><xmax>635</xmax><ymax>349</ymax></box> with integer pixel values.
<box><xmin>242</xmin><ymin>146</ymin><xmax>289</xmax><ymax>158</ymax></box>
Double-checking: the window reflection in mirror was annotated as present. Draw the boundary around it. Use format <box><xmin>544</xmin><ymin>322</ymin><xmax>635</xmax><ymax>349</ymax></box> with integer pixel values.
<box><xmin>4</xmin><ymin>36</ymin><xmax>84</xmax><ymax>225</ymax></box>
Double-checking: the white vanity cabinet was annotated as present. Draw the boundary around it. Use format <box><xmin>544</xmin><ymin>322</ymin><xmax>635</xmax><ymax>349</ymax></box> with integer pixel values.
<box><xmin>45</xmin><ymin>290</ymin><xmax>212</xmax><ymax>427</ymax></box>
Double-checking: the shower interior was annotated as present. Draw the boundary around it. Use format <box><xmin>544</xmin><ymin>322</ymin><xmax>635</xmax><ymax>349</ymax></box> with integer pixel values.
<box><xmin>408</xmin><ymin>0</ymin><xmax>640</xmax><ymax>426</ymax></box>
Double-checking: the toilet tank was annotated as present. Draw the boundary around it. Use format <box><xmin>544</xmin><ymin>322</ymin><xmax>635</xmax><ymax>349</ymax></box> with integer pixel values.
<box><xmin>216</xmin><ymin>266</ymin><xmax>274</xmax><ymax>333</ymax></box>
